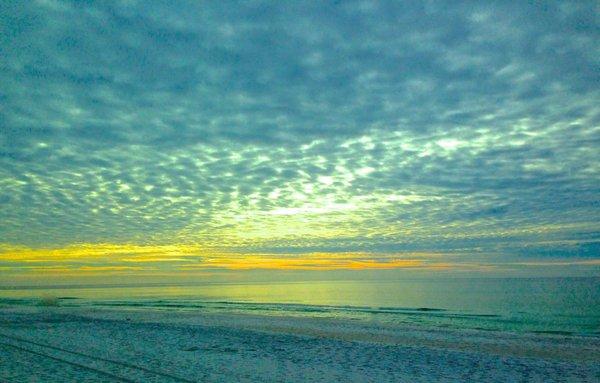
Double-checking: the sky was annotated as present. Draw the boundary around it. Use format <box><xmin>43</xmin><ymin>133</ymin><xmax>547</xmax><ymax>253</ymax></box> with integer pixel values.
<box><xmin>1</xmin><ymin>0</ymin><xmax>599</xmax><ymax>284</ymax></box>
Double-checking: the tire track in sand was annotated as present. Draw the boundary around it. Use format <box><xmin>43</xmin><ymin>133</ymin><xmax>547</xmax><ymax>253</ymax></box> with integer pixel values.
<box><xmin>0</xmin><ymin>332</ymin><xmax>196</xmax><ymax>383</ymax></box>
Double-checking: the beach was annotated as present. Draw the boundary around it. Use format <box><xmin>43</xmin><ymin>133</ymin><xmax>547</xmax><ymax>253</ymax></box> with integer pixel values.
<box><xmin>1</xmin><ymin>305</ymin><xmax>598</xmax><ymax>382</ymax></box>
<box><xmin>2</xmin><ymin>0</ymin><xmax>599</xmax><ymax>381</ymax></box>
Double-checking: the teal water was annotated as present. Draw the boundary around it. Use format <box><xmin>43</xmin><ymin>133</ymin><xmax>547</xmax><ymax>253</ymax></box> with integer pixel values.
<box><xmin>1</xmin><ymin>277</ymin><xmax>598</xmax><ymax>335</ymax></box>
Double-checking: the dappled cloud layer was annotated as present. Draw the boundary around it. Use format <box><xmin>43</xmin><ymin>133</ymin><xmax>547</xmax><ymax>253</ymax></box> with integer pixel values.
<box><xmin>0</xmin><ymin>1</ymin><xmax>599</xmax><ymax>279</ymax></box>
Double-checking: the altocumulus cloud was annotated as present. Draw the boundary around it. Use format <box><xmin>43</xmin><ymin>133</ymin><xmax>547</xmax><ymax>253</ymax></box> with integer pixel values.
<box><xmin>0</xmin><ymin>1</ymin><xmax>599</xmax><ymax>275</ymax></box>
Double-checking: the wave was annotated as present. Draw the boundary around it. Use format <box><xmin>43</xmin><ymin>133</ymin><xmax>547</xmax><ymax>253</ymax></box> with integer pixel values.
<box><xmin>531</xmin><ymin>330</ymin><xmax>574</xmax><ymax>336</ymax></box>
<box><xmin>1</xmin><ymin>297</ymin><xmax>595</xmax><ymax>337</ymax></box>
<box><xmin>69</xmin><ymin>299</ymin><xmax>503</xmax><ymax>322</ymax></box>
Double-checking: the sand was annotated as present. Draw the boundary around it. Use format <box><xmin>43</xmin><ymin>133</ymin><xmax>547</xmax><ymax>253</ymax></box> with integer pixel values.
<box><xmin>1</xmin><ymin>306</ymin><xmax>599</xmax><ymax>382</ymax></box>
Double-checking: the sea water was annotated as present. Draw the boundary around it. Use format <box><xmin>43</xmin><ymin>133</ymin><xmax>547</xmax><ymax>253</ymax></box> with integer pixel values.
<box><xmin>1</xmin><ymin>277</ymin><xmax>598</xmax><ymax>336</ymax></box>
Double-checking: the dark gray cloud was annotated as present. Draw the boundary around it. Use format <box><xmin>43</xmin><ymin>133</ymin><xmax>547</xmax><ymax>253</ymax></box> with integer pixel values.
<box><xmin>0</xmin><ymin>0</ymin><xmax>598</xmax><ymax>263</ymax></box>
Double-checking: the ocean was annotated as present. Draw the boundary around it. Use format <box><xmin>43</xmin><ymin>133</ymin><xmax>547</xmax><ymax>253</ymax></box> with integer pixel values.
<box><xmin>1</xmin><ymin>277</ymin><xmax>598</xmax><ymax>336</ymax></box>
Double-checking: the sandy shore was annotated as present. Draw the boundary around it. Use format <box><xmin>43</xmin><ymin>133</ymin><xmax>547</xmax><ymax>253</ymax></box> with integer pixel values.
<box><xmin>1</xmin><ymin>306</ymin><xmax>598</xmax><ymax>382</ymax></box>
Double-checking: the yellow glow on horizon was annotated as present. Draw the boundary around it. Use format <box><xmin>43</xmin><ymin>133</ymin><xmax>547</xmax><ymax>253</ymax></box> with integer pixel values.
<box><xmin>181</xmin><ymin>254</ymin><xmax>429</xmax><ymax>270</ymax></box>
<box><xmin>0</xmin><ymin>243</ymin><xmax>450</xmax><ymax>274</ymax></box>
<box><xmin>3</xmin><ymin>243</ymin><xmax>595</xmax><ymax>280</ymax></box>
<box><xmin>0</xmin><ymin>243</ymin><xmax>207</xmax><ymax>262</ymax></box>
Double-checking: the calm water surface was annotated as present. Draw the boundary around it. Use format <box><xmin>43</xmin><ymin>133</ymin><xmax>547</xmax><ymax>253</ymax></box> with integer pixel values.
<box><xmin>1</xmin><ymin>277</ymin><xmax>598</xmax><ymax>335</ymax></box>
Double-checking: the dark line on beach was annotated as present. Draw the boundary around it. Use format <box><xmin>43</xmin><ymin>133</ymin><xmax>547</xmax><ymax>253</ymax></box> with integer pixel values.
<box><xmin>0</xmin><ymin>333</ymin><xmax>196</xmax><ymax>383</ymax></box>
<box><xmin>0</xmin><ymin>341</ymin><xmax>135</xmax><ymax>383</ymax></box>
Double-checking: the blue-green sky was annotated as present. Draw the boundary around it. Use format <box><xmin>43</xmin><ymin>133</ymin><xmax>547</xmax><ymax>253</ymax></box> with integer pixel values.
<box><xmin>1</xmin><ymin>1</ymin><xmax>599</xmax><ymax>283</ymax></box>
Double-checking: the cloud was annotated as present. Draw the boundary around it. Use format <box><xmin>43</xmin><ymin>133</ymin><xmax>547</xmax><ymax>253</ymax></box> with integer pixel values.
<box><xmin>0</xmin><ymin>1</ymin><xmax>598</xmax><ymax>277</ymax></box>
<box><xmin>0</xmin><ymin>243</ymin><xmax>455</xmax><ymax>274</ymax></box>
